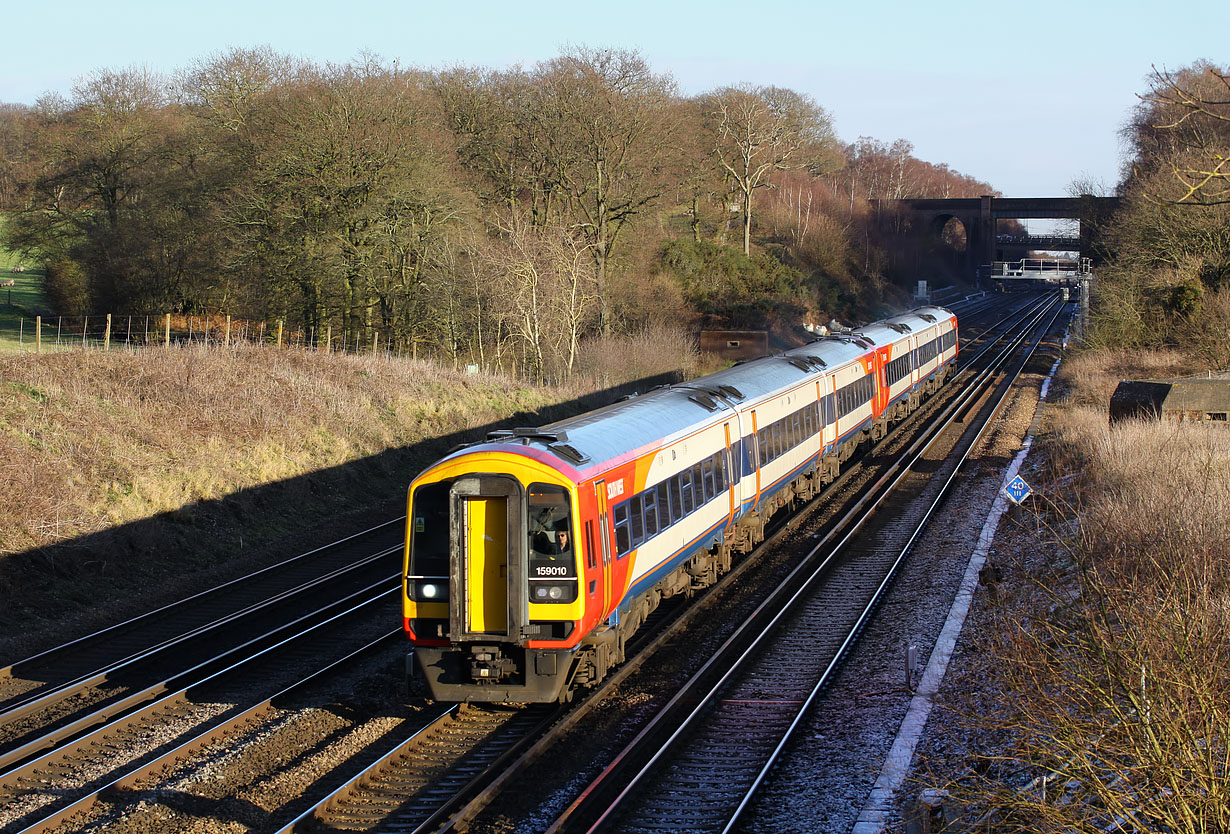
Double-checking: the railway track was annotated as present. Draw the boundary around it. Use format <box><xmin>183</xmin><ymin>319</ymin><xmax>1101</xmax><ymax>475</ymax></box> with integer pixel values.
<box><xmin>539</xmin><ymin>295</ymin><xmax>1065</xmax><ymax>834</ymax></box>
<box><xmin>267</xmin><ymin>294</ymin><xmax>1061</xmax><ymax>834</ymax></box>
<box><xmin>0</xmin><ymin>520</ymin><xmax>403</xmax><ymax>772</ymax></box>
<box><xmin>0</xmin><ymin>294</ymin><xmax>1056</xmax><ymax>833</ymax></box>
<box><xmin>0</xmin><ymin>587</ymin><xmax>403</xmax><ymax>833</ymax></box>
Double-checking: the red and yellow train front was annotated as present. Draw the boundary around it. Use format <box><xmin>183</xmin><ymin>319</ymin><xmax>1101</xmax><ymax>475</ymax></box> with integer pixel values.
<box><xmin>403</xmin><ymin>448</ymin><xmax>597</xmax><ymax>702</ymax></box>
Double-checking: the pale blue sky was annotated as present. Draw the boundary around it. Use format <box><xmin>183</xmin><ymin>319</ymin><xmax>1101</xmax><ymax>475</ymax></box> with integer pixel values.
<box><xmin>4</xmin><ymin>0</ymin><xmax>1226</xmax><ymax>197</ymax></box>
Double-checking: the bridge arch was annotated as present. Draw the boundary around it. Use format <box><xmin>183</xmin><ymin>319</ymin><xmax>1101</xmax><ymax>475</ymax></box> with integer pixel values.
<box><xmin>876</xmin><ymin>195</ymin><xmax>1121</xmax><ymax>282</ymax></box>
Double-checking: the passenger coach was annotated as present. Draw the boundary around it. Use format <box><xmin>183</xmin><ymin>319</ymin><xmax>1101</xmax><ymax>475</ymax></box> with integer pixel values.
<box><xmin>404</xmin><ymin>307</ymin><xmax>958</xmax><ymax>702</ymax></box>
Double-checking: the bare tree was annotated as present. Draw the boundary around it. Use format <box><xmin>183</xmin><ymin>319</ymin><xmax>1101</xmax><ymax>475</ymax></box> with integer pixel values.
<box><xmin>703</xmin><ymin>84</ymin><xmax>839</xmax><ymax>255</ymax></box>
<box><xmin>483</xmin><ymin>214</ymin><xmax>598</xmax><ymax>381</ymax></box>
<box><xmin>1134</xmin><ymin>62</ymin><xmax>1230</xmax><ymax>205</ymax></box>
<box><xmin>521</xmin><ymin>47</ymin><xmax>676</xmax><ymax>335</ymax></box>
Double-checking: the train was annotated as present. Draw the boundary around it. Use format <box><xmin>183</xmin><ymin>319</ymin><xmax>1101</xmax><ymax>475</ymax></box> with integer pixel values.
<box><xmin>403</xmin><ymin>306</ymin><xmax>959</xmax><ymax>702</ymax></box>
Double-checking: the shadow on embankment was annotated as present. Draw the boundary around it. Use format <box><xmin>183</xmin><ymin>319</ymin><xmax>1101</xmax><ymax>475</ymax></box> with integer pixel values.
<box><xmin>0</xmin><ymin>371</ymin><xmax>683</xmax><ymax>661</ymax></box>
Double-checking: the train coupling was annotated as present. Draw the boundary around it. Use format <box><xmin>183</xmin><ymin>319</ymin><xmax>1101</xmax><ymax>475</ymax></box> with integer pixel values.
<box><xmin>468</xmin><ymin>645</ymin><xmax>518</xmax><ymax>682</ymax></box>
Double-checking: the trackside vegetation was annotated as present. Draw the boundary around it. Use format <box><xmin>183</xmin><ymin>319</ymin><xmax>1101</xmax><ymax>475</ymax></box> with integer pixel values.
<box><xmin>0</xmin><ymin>334</ymin><xmax>695</xmax><ymax>658</ymax></box>
<box><xmin>0</xmin><ymin>49</ymin><xmax>992</xmax><ymax>380</ymax></box>
<box><xmin>914</xmin><ymin>62</ymin><xmax>1230</xmax><ymax>832</ymax></box>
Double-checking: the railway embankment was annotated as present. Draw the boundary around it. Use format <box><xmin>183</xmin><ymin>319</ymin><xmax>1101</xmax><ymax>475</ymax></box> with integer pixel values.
<box><xmin>905</xmin><ymin>346</ymin><xmax>1230</xmax><ymax>831</ymax></box>
<box><xmin>0</xmin><ymin>343</ymin><xmax>689</xmax><ymax>662</ymax></box>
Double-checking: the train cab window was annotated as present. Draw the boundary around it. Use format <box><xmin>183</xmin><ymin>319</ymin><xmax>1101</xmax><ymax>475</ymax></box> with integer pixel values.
<box><xmin>410</xmin><ymin>481</ymin><xmax>452</xmax><ymax>577</ymax></box>
<box><xmin>528</xmin><ymin>484</ymin><xmax>576</xmax><ymax>579</ymax></box>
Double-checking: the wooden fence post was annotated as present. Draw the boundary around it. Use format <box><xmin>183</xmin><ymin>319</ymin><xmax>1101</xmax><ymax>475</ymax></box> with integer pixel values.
<box><xmin>277</xmin><ymin>320</ymin><xmax>284</xmax><ymax>347</ymax></box>
<box><xmin>82</xmin><ymin>316</ymin><xmax>88</xmax><ymax>347</ymax></box>
<box><xmin>372</xmin><ymin>331</ymin><xmax>379</xmax><ymax>355</ymax></box>
<box><xmin>225</xmin><ymin>314</ymin><xmax>231</xmax><ymax>347</ymax></box>
<box><xmin>36</xmin><ymin>316</ymin><xmax>41</xmax><ymax>354</ymax></box>
<box><xmin>165</xmin><ymin>314</ymin><xmax>171</xmax><ymax>346</ymax></box>
<box><xmin>104</xmin><ymin>314</ymin><xmax>112</xmax><ymax>351</ymax></box>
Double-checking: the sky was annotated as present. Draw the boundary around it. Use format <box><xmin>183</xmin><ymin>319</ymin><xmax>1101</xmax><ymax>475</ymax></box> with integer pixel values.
<box><xmin>4</xmin><ymin>0</ymin><xmax>1227</xmax><ymax>198</ymax></box>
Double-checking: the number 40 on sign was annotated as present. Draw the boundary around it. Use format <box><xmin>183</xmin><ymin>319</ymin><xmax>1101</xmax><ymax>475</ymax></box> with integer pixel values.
<box><xmin>1002</xmin><ymin>474</ymin><xmax>1032</xmax><ymax>505</ymax></box>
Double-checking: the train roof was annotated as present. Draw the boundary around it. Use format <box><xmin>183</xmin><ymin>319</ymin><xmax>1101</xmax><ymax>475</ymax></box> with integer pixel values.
<box><xmin>442</xmin><ymin>306</ymin><xmax>955</xmax><ymax>476</ymax></box>
<box><xmin>531</xmin><ymin>352</ymin><xmax>825</xmax><ymax>467</ymax></box>
<box><xmin>850</xmin><ymin>306</ymin><xmax>953</xmax><ymax>346</ymax></box>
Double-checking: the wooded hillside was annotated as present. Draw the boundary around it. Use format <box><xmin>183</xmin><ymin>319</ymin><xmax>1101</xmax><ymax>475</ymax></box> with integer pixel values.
<box><xmin>0</xmin><ymin>48</ymin><xmax>992</xmax><ymax>381</ymax></box>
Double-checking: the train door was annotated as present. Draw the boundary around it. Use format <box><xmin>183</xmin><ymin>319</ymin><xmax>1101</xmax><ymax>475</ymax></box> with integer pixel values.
<box><xmin>450</xmin><ymin>475</ymin><xmax>525</xmax><ymax>641</ymax></box>
<box><xmin>593</xmin><ymin>480</ymin><xmax>615</xmax><ymax>616</ymax></box>
<box><xmin>723</xmin><ymin>422</ymin><xmax>736</xmax><ymax>525</ymax></box>
<box><xmin>750</xmin><ymin>409</ymin><xmax>762</xmax><ymax>511</ymax></box>
<box><xmin>464</xmin><ymin>496</ymin><xmax>507</xmax><ymax>632</ymax></box>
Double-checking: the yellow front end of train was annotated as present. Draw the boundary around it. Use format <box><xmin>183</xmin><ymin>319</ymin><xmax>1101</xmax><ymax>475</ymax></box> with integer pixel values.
<box><xmin>403</xmin><ymin>449</ymin><xmax>588</xmax><ymax>702</ymax></box>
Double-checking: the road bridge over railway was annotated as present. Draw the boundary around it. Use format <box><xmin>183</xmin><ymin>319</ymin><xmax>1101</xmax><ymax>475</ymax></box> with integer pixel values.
<box><xmin>876</xmin><ymin>195</ymin><xmax>1120</xmax><ymax>282</ymax></box>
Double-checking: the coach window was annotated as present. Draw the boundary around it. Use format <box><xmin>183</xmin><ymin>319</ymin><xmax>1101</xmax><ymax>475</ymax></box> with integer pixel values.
<box><xmin>716</xmin><ymin>452</ymin><xmax>728</xmax><ymax>492</ymax></box>
<box><xmin>656</xmin><ymin>486</ymin><xmax>671</xmax><ymax>532</ymax></box>
<box><xmin>680</xmin><ymin>470</ymin><xmax>695</xmax><ymax>515</ymax></box>
<box><xmin>702</xmin><ymin>459</ymin><xmax>715</xmax><ymax>501</ymax></box>
<box><xmin>613</xmin><ymin>503</ymin><xmax>630</xmax><ymax>556</ymax></box>
<box><xmin>629</xmin><ymin>494</ymin><xmax>644</xmax><ymax>545</ymax></box>
<box><xmin>692</xmin><ymin>463</ymin><xmax>705</xmax><ymax>505</ymax></box>
<box><xmin>643</xmin><ymin>487</ymin><xmax>659</xmax><ymax>538</ymax></box>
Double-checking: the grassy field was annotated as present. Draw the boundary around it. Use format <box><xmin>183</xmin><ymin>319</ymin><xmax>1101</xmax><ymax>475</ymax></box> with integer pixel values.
<box><xmin>0</xmin><ymin>228</ymin><xmax>53</xmax><ymax>351</ymax></box>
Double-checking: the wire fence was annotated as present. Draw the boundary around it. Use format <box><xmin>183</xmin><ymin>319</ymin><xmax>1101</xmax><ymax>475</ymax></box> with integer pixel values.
<box><xmin>5</xmin><ymin>313</ymin><xmax>418</xmax><ymax>359</ymax></box>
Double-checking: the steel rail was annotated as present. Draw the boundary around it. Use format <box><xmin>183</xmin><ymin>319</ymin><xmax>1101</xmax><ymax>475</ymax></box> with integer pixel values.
<box><xmin>717</xmin><ymin>297</ymin><xmax>1066</xmax><ymax>834</ymax></box>
<box><xmin>0</xmin><ymin>516</ymin><xmax>405</xmax><ymax>680</ymax></box>
<box><xmin>546</xmin><ymin>296</ymin><xmax>1064</xmax><ymax>834</ymax></box>
<box><xmin>0</xmin><ymin>543</ymin><xmax>401</xmax><ymax>738</ymax></box>
<box><xmin>4</xmin><ymin>585</ymin><xmax>405</xmax><ymax>834</ymax></box>
<box><xmin>0</xmin><ymin>569</ymin><xmax>399</xmax><ymax>777</ymax></box>
<box><xmin>281</xmin><ymin>295</ymin><xmax>1055</xmax><ymax>834</ymax></box>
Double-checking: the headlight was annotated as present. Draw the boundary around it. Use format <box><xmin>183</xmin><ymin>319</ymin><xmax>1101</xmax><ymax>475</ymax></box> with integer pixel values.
<box><xmin>408</xmin><ymin>578</ymin><xmax>448</xmax><ymax>602</ymax></box>
<box><xmin>530</xmin><ymin>580</ymin><xmax>578</xmax><ymax>604</ymax></box>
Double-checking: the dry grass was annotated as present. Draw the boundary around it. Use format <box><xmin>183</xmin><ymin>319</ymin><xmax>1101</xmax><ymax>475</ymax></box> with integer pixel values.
<box><xmin>573</xmin><ymin>323</ymin><xmax>700</xmax><ymax>386</ymax></box>
<box><xmin>1054</xmin><ymin>347</ymin><xmax>1201</xmax><ymax>409</ymax></box>
<box><xmin>934</xmin><ymin>348</ymin><xmax>1230</xmax><ymax>831</ymax></box>
<box><xmin>0</xmin><ymin>335</ymin><xmax>691</xmax><ymax>654</ymax></box>
<box><xmin>0</xmin><ymin>344</ymin><xmax>573</xmax><ymax>556</ymax></box>
<box><xmin>0</xmin><ymin>345</ymin><xmax>599</xmax><ymax>650</ymax></box>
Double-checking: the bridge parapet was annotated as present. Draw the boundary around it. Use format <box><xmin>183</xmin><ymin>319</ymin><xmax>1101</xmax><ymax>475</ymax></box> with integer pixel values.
<box><xmin>992</xmin><ymin>257</ymin><xmax>1091</xmax><ymax>280</ymax></box>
